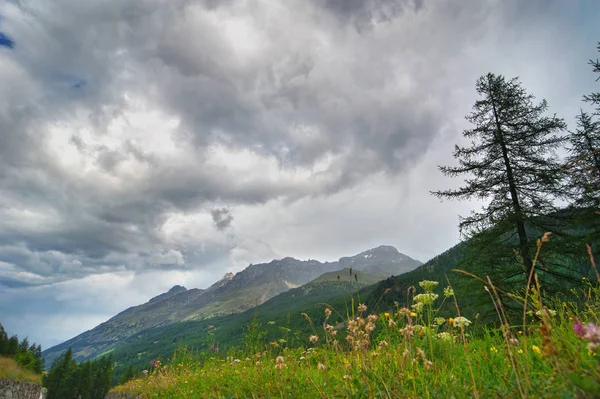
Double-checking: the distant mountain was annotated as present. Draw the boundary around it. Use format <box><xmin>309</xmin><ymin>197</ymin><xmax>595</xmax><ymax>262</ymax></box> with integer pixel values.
<box><xmin>43</xmin><ymin>246</ymin><xmax>420</xmax><ymax>365</ymax></box>
<box><xmin>311</xmin><ymin>268</ymin><xmax>387</xmax><ymax>286</ymax></box>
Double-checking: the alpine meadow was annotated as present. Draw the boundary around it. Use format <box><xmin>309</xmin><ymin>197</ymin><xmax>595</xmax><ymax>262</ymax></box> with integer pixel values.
<box><xmin>0</xmin><ymin>1</ymin><xmax>599</xmax><ymax>399</ymax></box>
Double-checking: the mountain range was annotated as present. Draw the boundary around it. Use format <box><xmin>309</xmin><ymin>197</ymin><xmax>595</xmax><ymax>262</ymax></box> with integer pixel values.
<box><xmin>42</xmin><ymin>245</ymin><xmax>421</xmax><ymax>366</ymax></box>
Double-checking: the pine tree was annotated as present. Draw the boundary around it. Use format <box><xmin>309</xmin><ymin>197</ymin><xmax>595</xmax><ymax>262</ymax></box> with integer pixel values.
<box><xmin>119</xmin><ymin>365</ymin><xmax>135</xmax><ymax>385</ymax></box>
<box><xmin>584</xmin><ymin>42</ymin><xmax>600</xmax><ymax>109</ymax></box>
<box><xmin>0</xmin><ymin>324</ymin><xmax>7</xmax><ymax>355</ymax></box>
<box><xmin>76</xmin><ymin>361</ymin><xmax>94</xmax><ymax>399</ymax></box>
<box><xmin>566</xmin><ymin>111</ymin><xmax>600</xmax><ymax>209</ymax></box>
<box><xmin>44</xmin><ymin>348</ymin><xmax>78</xmax><ymax>399</ymax></box>
<box><xmin>432</xmin><ymin>73</ymin><xmax>567</xmax><ymax>282</ymax></box>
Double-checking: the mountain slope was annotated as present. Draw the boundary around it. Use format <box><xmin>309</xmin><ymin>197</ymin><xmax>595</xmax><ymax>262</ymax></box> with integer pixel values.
<box><xmin>43</xmin><ymin>246</ymin><xmax>421</xmax><ymax>365</ymax></box>
<box><xmin>311</xmin><ymin>268</ymin><xmax>386</xmax><ymax>285</ymax></box>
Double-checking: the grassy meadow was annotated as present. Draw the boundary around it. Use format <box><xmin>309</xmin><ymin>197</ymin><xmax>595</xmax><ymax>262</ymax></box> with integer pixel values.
<box><xmin>0</xmin><ymin>356</ymin><xmax>42</xmax><ymax>384</ymax></box>
<box><xmin>111</xmin><ymin>240</ymin><xmax>600</xmax><ymax>399</ymax></box>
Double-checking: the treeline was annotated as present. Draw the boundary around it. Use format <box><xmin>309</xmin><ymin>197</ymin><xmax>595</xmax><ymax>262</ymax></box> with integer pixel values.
<box><xmin>43</xmin><ymin>348</ymin><xmax>114</xmax><ymax>399</ymax></box>
<box><xmin>0</xmin><ymin>323</ymin><xmax>43</xmax><ymax>374</ymax></box>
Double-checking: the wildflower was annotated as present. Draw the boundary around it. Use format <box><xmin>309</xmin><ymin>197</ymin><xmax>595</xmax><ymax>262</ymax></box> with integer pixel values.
<box><xmin>419</xmin><ymin>280</ymin><xmax>439</xmax><ymax>292</ymax></box>
<box><xmin>378</xmin><ymin>340</ymin><xmax>389</xmax><ymax>349</ymax></box>
<box><xmin>324</xmin><ymin>308</ymin><xmax>332</xmax><ymax>318</ymax></box>
<box><xmin>367</xmin><ymin>314</ymin><xmax>378</xmax><ymax>323</ymax></box>
<box><xmin>453</xmin><ymin>317</ymin><xmax>471</xmax><ymax>329</ymax></box>
<box><xmin>371</xmin><ymin>351</ymin><xmax>379</xmax><ymax>358</ymax></box>
<box><xmin>343</xmin><ymin>374</ymin><xmax>351</xmax><ymax>380</ymax></box>
<box><xmin>410</xmin><ymin>312</ymin><xmax>417</xmax><ymax>318</ymax></box>
<box><xmin>535</xmin><ymin>309</ymin><xmax>557</xmax><ymax>318</ymax></box>
<box><xmin>443</xmin><ymin>286</ymin><xmax>454</xmax><ymax>298</ymax></box>
<box><xmin>398</xmin><ymin>307</ymin><xmax>412</xmax><ymax>317</ymax></box>
<box><xmin>490</xmin><ymin>347</ymin><xmax>498</xmax><ymax>353</ymax></box>
<box><xmin>433</xmin><ymin>317</ymin><xmax>446</xmax><ymax>326</ymax></box>
<box><xmin>411</xmin><ymin>302</ymin><xmax>424</xmax><ymax>313</ymax></box>
<box><xmin>275</xmin><ymin>356</ymin><xmax>285</xmax><ymax>370</ymax></box>
<box><xmin>573</xmin><ymin>318</ymin><xmax>585</xmax><ymax>337</ymax></box>
<box><xmin>317</xmin><ymin>363</ymin><xmax>326</xmax><ymax>370</ymax></box>
<box><xmin>299</xmin><ymin>357</ymin><xmax>305</xmax><ymax>361</ymax></box>
<box><xmin>448</xmin><ymin>318</ymin><xmax>454</xmax><ymax>325</ymax></box>
<box><xmin>384</xmin><ymin>312</ymin><xmax>391</xmax><ymax>319</ymax></box>
<box><xmin>413</xmin><ymin>293</ymin><xmax>439</xmax><ymax>305</ymax></box>
<box><xmin>400</xmin><ymin>325</ymin><xmax>415</xmax><ymax>337</ymax></box>
<box><xmin>357</xmin><ymin>303</ymin><xmax>367</xmax><ymax>313</ymax></box>
<box><xmin>424</xmin><ymin>360</ymin><xmax>433</xmax><ymax>371</ymax></box>
<box><xmin>509</xmin><ymin>338</ymin><xmax>519</xmax><ymax>346</ymax></box>
<box><xmin>436</xmin><ymin>332</ymin><xmax>453</xmax><ymax>342</ymax></box>
<box><xmin>517</xmin><ymin>349</ymin><xmax>523</xmax><ymax>354</ymax></box>
<box><xmin>142</xmin><ymin>370</ymin><xmax>148</xmax><ymax>375</ymax></box>
<box><xmin>532</xmin><ymin>345</ymin><xmax>541</xmax><ymax>355</ymax></box>
<box><xmin>309</xmin><ymin>335</ymin><xmax>319</xmax><ymax>344</ymax></box>
<box><xmin>388</xmin><ymin>319</ymin><xmax>397</xmax><ymax>327</ymax></box>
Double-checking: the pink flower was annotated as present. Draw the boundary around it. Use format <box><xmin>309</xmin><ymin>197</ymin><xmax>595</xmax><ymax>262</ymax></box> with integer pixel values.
<box><xmin>583</xmin><ymin>322</ymin><xmax>599</xmax><ymax>342</ymax></box>
<box><xmin>573</xmin><ymin>318</ymin><xmax>585</xmax><ymax>337</ymax></box>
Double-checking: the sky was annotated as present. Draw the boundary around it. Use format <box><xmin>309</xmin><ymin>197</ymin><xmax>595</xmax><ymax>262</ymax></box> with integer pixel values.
<box><xmin>0</xmin><ymin>0</ymin><xmax>598</xmax><ymax>350</ymax></box>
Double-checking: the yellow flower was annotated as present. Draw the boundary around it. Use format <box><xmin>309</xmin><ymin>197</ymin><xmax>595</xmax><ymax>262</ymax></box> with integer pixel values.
<box><xmin>448</xmin><ymin>318</ymin><xmax>454</xmax><ymax>325</ymax></box>
<box><xmin>384</xmin><ymin>312</ymin><xmax>391</xmax><ymax>319</ymax></box>
<box><xmin>490</xmin><ymin>347</ymin><xmax>498</xmax><ymax>353</ymax></box>
<box><xmin>532</xmin><ymin>345</ymin><xmax>541</xmax><ymax>355</ymax></box>
<box><xmin>411</xmin><ymin>312</ymin><xmax>417</xmax><ymax>318</ymax></box>
<box><xmin>517</xmin><ymin>349</ymin><xmax>523</xmax><ymax>354</ymax></box>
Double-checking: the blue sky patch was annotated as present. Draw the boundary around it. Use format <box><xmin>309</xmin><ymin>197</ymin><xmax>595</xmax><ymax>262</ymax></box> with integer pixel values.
<box><xmin>0</xmin><ymin>32</ymin><xmax>14</xmax><ymax>48</ymax></box>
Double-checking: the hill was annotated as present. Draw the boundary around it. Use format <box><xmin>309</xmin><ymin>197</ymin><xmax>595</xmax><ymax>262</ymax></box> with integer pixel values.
<box><xmin>43</xmin><ymin>245</ymin><xmax>421</xmax><ymax>366</ymax></box>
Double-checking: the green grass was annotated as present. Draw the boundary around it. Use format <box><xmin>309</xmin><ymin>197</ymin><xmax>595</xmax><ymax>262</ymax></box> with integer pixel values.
<box><xmin>111</xmin><ymin>269</ymin><xmax>600</xmax><ymax>398</ymax></box>
<box><xmin>0</xmin><ymin>356</ymin><xmax>42</xmax><ymax>384</ymax></box>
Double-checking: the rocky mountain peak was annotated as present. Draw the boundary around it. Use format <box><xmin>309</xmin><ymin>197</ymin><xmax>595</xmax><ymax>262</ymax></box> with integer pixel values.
<box><xmin>148</xmin><ymin>285</ymin><xmax>187</xmax><ymax>304</ymax></box>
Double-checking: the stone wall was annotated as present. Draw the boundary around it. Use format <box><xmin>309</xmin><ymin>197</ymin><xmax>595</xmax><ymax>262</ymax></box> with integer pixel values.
<box><xmin>0</xmin><ymin>379</ymin><xmax>45</xmax><ymax>399</ymax></box>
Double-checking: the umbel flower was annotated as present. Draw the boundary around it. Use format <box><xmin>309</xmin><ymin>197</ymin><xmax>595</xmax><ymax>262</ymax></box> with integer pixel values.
<box><xmin>419</xmin><ymin>280</ymin><xmax>439</xmax><ymax>293</ymax></box>
<box><xmin>453</xmin><ymin>317</ymin><xmax>472</xmax><ymax>329</ymax></box>
<box><xmin>443</xmin><ymin>286</ymin><xmax>454</xmax><ymax>298</ymax></box>
<box><xmin>413</xmin><ymin>293</ymin><xmax>439</xmax><ymax>305</ymax></box>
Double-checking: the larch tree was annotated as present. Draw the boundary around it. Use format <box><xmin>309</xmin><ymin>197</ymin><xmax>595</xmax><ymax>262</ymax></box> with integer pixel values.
<box><xmin>583</xmin><ymin>42</ymin><xmax>600</xmax><ymax>109</ymax></box>
<box><xmin>566</xmin><ymin>111</ymin><xmax>600</xmax><ymax>210</ymax></box>
<box><xmin>432</xmin><ymin>73</ymin><xmax>567</xmax><ymax>282</ymax></box>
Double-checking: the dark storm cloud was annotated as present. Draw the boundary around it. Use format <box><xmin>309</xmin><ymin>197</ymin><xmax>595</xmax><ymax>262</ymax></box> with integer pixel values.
<box><xmin>321</xmin><ymin>0</ymin><xmax>425</xmax><ymax>32</ymax></box>
<box><xmin>211</xmin><ymin>208</ymin><xmax>234</xmax><ymax>231</ymax></box>
<box><xmin>0</xmin><ymin>0</ymin><xmax>596</xmax><ymax>286</ymax></box>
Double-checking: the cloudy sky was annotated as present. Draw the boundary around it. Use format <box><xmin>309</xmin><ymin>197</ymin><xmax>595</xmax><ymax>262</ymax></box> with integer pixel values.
<box><xmin>0</xmin><ymin>0</ymin><xmax>598</xmax><ymax>349</ymax></box>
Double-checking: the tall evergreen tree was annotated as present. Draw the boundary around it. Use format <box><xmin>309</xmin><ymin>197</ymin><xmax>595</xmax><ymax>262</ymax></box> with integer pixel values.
<box><xmin>566</xmin><ymin>111</ymin><xmax>600</xmax><ymax>209</ymax></box>
<box><xmin>432</xmin><ymin>73</ymin><xmax>567</xmax><ymax>282</ymax></box>
<box><xmin>44</xmin><ymin>348</ymin><xmax>78</xmax><ymax>399</ymax></box>
<box><xmin>584</xmin><ymin>42</ymin><xmax>600</xmax><ymax>110</ymax></box>
<box><xmin>0</xmin><ymin>324</ymin><xmax>7</xmax><ymax>355</ymax></box>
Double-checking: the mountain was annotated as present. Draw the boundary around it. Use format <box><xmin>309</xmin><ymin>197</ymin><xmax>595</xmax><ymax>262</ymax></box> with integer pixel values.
<box><xmin>311</xmin><ymin>268</ymin><xmax>387</xmax><ymax>285</ymax></box>
<box><xmin>43</xmin><ymin>245</ymin><xmax>420</xmax><ymax>365</ymax></box>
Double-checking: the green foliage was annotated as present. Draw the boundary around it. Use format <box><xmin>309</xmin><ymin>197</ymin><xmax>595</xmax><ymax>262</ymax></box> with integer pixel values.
<box><xmin>566</xmin><ymin>110</ymin><xmax>600</xmax><ymax>210</ymax></box>
<box><xmin>243</xmin><ymin>314</ymin><xmax>266</xmax><ymax>353</ymax></box>
<box><xmin>0</xmin><ymin>323</ymin><xmax>44</xmax><ymax>373</ymax></box>
<box><xmin>43</xmin><ymin>348</ymin><xmax>114</xmax><ymax>399</ymax></box>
